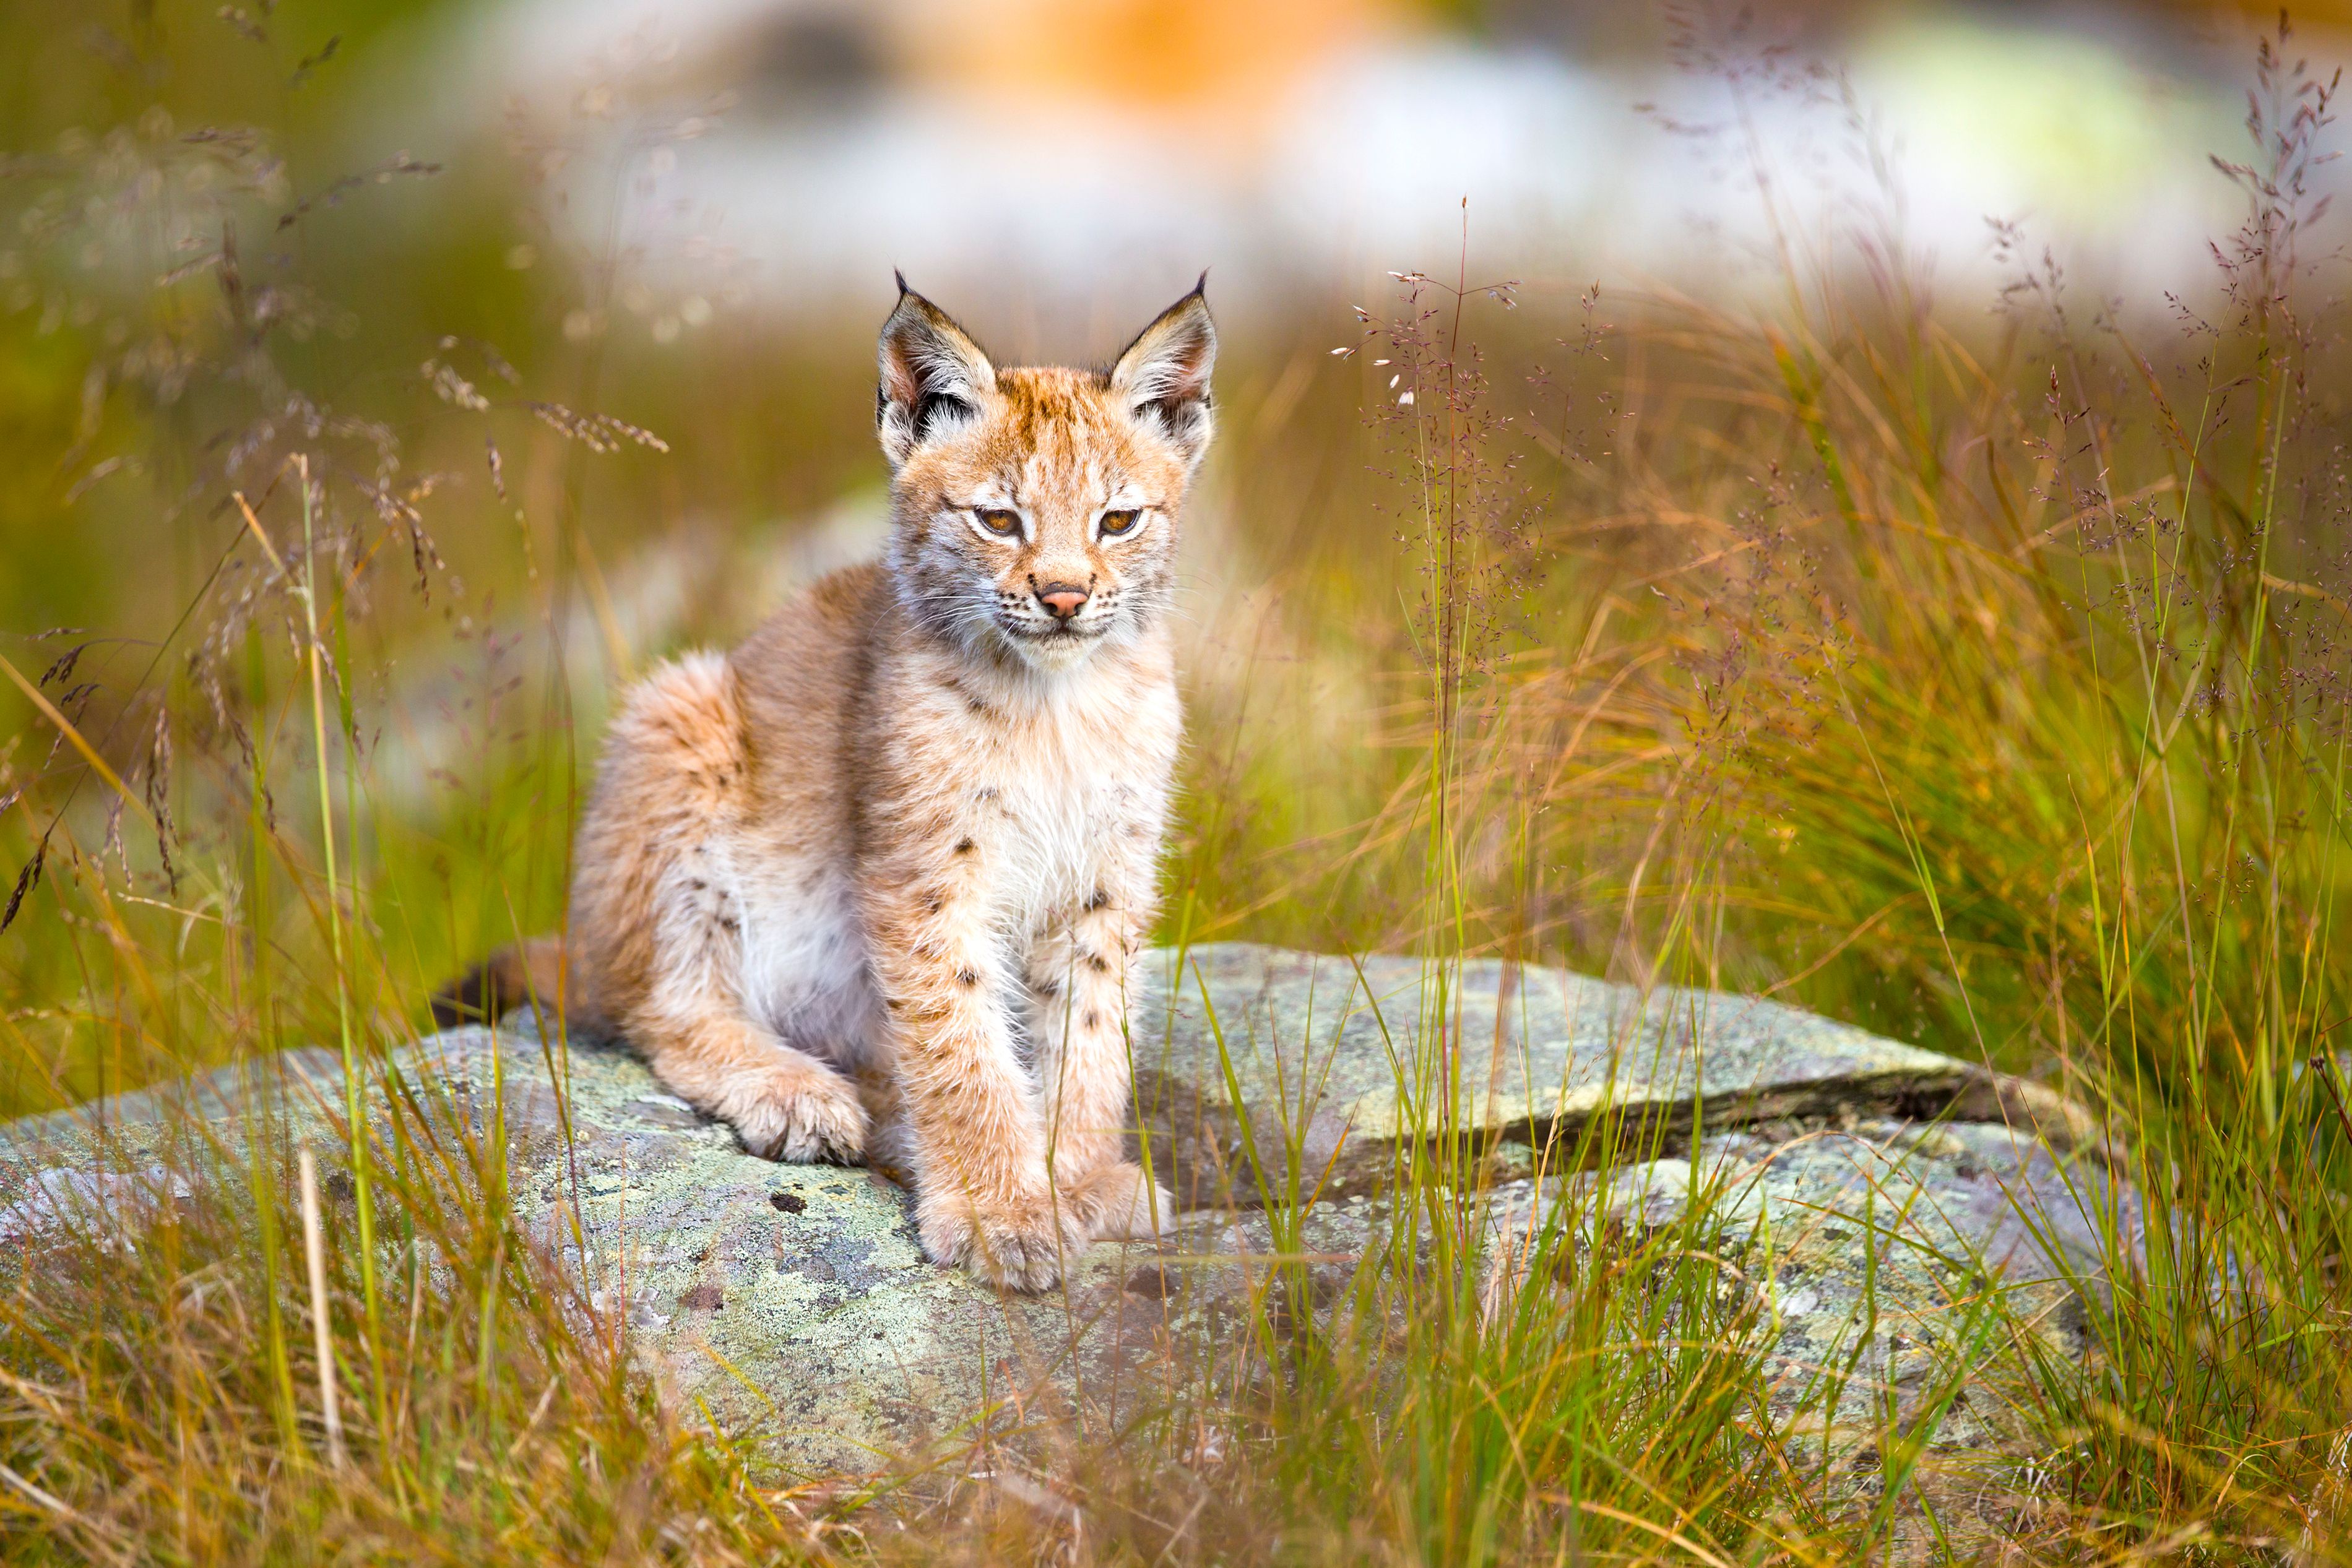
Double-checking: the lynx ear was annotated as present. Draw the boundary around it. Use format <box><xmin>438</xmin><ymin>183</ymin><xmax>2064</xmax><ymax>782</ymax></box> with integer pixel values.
<box><xmin>877</xmin><ymin>275</ymin><xmax>997</xmax><ymax>468</ymax></box>
<box><xmin>1110</xmin><ymin>276</ymin><xmax>1216</xmax><ymax>468</ymax></box>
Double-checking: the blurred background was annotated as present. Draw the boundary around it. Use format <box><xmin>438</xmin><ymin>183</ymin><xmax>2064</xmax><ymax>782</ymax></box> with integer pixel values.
<box><xmin>0</xmin><ymin>0</ymin><xmax>2331</xmax><ymax>637</ymax></box>
<box><xmin>443</xmin><ymin>0</ymin><xmax>2284</xmax><ymax>322</ymax></box>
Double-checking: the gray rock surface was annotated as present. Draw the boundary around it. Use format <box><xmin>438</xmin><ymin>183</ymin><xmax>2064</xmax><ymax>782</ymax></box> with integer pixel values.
<box><xmin>1490</xmin><ymin>1114</ymin><xmax>2135</xmax><ymax>1447</ymax></box>
<box><xmin>0</xmin><ymin>943</ymin><xmax>2119</xmax><ymax>1475</ymax></box>
<box><xmin>1131</xmin><ymin>946</ymin><xmax>2092</xmax><ymax>1208</ymax></box>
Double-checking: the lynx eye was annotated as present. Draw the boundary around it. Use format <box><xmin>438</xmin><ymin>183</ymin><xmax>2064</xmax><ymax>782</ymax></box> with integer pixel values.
<box><xmin>973</xmin><ymin>507</ymin><xmax>1024</xmax><ymax>538</ymax></box>
<box><xmin>1098</xmin><ymin>509</ymin><xmax>1143</xmax><ymax>538</ymax></box>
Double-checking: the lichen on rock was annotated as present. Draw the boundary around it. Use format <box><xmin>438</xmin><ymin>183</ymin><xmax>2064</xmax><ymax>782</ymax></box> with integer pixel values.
<box><xmin>0</xmin><ymin>943</ymin><xmax>2122</xmax><ymax>1478</ymax></box>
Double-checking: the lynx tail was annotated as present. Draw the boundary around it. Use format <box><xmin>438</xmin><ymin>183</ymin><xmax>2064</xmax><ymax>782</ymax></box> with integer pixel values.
<box><xmin>430</xmin><ymin>936</ymin><xmax>568</xmax><ymax>1028</ymax></box>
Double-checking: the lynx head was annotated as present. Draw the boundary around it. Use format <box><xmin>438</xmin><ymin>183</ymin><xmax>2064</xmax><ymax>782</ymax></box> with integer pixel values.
<box><xmin>876</xmin><ymin>275</ymin><xmax>1216</xmax><ymax>672</ymax></box>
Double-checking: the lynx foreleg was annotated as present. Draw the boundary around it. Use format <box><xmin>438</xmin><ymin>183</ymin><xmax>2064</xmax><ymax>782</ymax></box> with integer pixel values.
<box><xmin>870</xmin><ymin>873</ymin><xmax>1083</xmax><ymax>1291</ymax></box>
<box><xmin>1028</xmin><ymin>861</ymin><xmax>1167</xmax><ymax>1242</ymax></box>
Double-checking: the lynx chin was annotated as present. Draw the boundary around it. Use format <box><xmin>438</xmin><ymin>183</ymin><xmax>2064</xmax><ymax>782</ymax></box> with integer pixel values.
<box><xmin>437</xmin><ymin>277</ymin><xmax>1215</xmax><ymax>1291</ymax></box>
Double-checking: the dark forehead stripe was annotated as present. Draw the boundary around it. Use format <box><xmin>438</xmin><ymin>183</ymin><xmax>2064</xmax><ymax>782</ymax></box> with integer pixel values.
<box><xmin>998</xmin><ymin>368</ymin><xmax>1109</xmax><ymax>427</ymax></box>
<box><xmin>985</xmin><ymin>368</ymin><xmax>1130</xmax><ymax>475</ymax></box>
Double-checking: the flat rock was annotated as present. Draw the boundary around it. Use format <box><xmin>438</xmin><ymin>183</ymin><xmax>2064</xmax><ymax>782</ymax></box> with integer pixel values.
<box><xmin>1489</xmin><ymin>1115</ymin><xmax>2135</xmax><ymax>1448</ymax></box>
<box><xmin>0</xmin><ymin>944</ymin><xmax>2116</xmax><ymax>1476</ymax></box>
<box><xmin>0</xmin><ymin>1022</ymin><xmax>1185</xmax><ymax>1475</ymax></box>
<box><xmin>1130</xmin><ymin>944</ymin><xmax>2089</xmax><ymax>1207</ymax></box>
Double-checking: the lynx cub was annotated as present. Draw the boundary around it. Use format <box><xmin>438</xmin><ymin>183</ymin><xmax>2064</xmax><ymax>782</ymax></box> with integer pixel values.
<box><xmin>441</xmin><ymin>278</ymin><xmax>1213</xmax><ymax>1291</ymax></box>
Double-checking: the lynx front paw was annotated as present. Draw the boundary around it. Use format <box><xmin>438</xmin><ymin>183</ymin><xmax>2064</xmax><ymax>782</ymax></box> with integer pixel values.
<box><xmin>1060</xmin><ymin>1161</ymin><xmax>1171</xmax><ymax>1242</ymax></box>
<box><xmin>729</xmin><ymin>1063</ymin><xmax>868</xmax><ymax>1163</ymax></box>
<box><xmin>917</xmin><ymin>1187</ymin><xmax>1088</xmax><ymax>1292</ymax></box>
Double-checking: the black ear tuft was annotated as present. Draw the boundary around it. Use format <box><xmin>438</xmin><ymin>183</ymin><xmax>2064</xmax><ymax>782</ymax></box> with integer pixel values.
<box><xmin>1110</xmin><ymin>282</ymin><xmax>1217</xmax><ymax>468</ymax></box>
<box><xmin>876</xmin><ymin>282</ymin><xmax>997</xmax><ymax>469</ymax></box>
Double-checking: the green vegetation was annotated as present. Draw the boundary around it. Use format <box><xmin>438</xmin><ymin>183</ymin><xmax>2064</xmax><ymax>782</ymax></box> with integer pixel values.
<box><xmin>1</xmin><ymin>2</ymin><xmax>2349</xmax><ymax>1560</ymax></box>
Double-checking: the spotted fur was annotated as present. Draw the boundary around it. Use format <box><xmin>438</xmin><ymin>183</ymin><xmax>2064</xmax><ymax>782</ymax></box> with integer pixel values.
<box><xmin>447</xmin><ymin>279</ymin><xmax>1215</xmax><ymax>1291</ymax></box>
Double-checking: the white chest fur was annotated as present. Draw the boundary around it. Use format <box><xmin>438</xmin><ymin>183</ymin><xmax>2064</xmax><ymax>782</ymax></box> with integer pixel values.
<box><xmin>975</xmin><ymin>662</ymin><xmax>1178</xmax><ymax>936</ymax></box>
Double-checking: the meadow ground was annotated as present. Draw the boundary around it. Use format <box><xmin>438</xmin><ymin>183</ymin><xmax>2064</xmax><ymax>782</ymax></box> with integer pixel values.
<box><xmin>1</xmin><ymin>6</ymin><xmax>2351</xmax><ymax>1562</ymax></box>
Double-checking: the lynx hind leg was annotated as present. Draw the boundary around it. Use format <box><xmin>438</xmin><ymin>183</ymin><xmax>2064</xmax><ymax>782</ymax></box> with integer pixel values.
<box><xmin>848</xmin><ymin>1061</ymin><xmax>922</xmax><ymax>1183</ymax></box>
<box><xmin>578</xmin><ymin>658</ymin><xmax>867</xmax><ymax>1162</ymax></box>
<box><xmin>1061</xmin><ymin>1160</ymin><xmax>1170</xmax><ymax>1241</ymax></box>
<box><xmin>636</xmin><ymin>1009</ymin><xmax>868</xmax><ymax>1161</ymax></box>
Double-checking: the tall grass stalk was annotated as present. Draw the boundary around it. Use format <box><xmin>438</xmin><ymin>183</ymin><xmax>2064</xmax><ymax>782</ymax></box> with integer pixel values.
<box><xmin>298</xmin><ymin>1143</ymin><xmax>347</xmax><ymax>1471</ymax></box>
<box><xmin>287</xmin><ymin>452</ymin><xmax>394</xmax><ymax>1468</ymax></box>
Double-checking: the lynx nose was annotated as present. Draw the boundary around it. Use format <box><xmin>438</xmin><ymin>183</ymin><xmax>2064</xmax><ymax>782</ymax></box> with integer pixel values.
<box><xmin>1036</xmin><ymin>582</ymin><xmax>1089</xmax><ymax>620</ymax></box>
